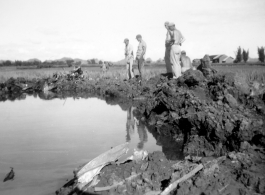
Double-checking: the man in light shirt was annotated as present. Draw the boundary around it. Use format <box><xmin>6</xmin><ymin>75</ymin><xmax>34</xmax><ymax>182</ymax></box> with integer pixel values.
<box><xmin>124</xmin><ymin>38</ymin><xmax>134</xmax><ymax>80</ymax></box>
<box><xmin>136</xmin><ymin>34</ymin><xmax>147</xmax><ymax>80</ymax></box>
<box><xmin>167</xmin><ymin>22</ymin><xmax>185</xmax><ymax>79</ymax></box>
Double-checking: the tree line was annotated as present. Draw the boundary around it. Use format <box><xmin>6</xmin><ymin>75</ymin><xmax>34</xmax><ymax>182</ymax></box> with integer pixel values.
<box><xmin>0</xmin><ymin>58</ymin><xmax>112</xmax><ymax>67</ymax></box>
<box><xmin>234</xmin><ymin>46</ymin><xmax>265</xmax><ymax>63</ymax></box>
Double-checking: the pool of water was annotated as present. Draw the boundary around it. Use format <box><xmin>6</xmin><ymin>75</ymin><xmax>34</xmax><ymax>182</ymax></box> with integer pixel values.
<box><xmin>0</xmin><ymin>96</ymin><xmax>181</xmax><ymax>195</ymax></box>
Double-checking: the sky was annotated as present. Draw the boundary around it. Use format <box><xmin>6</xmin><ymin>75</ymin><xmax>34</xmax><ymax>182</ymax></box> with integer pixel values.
<box><xmin>0</xmin><ymin>0</ymin><xmax>264</xmax><ymax>62</ymax></box>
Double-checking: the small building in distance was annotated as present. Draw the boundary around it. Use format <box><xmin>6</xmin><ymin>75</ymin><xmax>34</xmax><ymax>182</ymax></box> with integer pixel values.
<box><xmin>209</xmin><ymin>54</ymin><xmax>234</xmax><ymax>63</ymax></box>
<box><xmin>222</xmin><ymin>56</ymin><xmax>234</xmax><ymax>63</ymax></box>
<box><xmin>209</xmin><ymin>55</ymin><xmax>218</xmax><ymax>62</ymax></box>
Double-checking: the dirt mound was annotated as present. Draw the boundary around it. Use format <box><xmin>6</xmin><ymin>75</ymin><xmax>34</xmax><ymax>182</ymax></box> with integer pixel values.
<box><xmin>140</xmin><ymin>71</ymin><xmax>265</xmax><ymax>157</ymax></box>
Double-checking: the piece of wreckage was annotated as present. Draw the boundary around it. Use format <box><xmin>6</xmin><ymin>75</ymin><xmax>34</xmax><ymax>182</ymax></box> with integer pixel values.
<box><xmin>42</xmin><ymin>66</ymin><xmax>85</xmax><ymax>93</ymax></box>
<box><xmin>65</xmin><ymin>66</ymin><xmax>84</xmax><ymax>81</ymax></box>
<box><xmin>14</xmin><ymin>83</ymin><xmax>33</xmax><ymax>91</ymax></box>
<box><xmin>55</xmin><ymin>143</ymin><xmax>234</xmax><ymax>195</ymax></box>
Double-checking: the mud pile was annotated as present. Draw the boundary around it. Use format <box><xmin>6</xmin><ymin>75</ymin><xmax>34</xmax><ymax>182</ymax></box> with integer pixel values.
<box><xmin>139</xmin><ymin>70</ymin><xmax>265</xmax><ymax>157</ymax></box>
<box><xmin>0</xmin><ymin>67</ymin><xmax>156</xmax><ymax>102</ymax></box>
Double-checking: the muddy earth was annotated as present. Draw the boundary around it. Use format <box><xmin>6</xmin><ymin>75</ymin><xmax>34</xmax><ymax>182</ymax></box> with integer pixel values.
<box><xmin>1</xmin><ymin>68</ymin><xmax>265</xmax><ymax>194</ymax></box>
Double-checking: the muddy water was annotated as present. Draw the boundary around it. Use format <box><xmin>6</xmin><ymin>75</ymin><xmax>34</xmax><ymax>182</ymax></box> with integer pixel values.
<box><xmin>0</xmin><ymin>96</ymin><xmax>179</xmax><ymax>195</ymax></box>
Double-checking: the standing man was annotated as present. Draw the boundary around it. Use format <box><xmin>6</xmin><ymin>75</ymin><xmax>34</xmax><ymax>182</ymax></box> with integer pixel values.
<box><xmin>101</xmin><ymin>61</ymin><xmax>107</xmax><ymax>73</ymax></box>
<box><xmin>164</xmin><ymin>21</ymin><xmax>172</xmax><ymax>75</ymax></box>
<box><xmin>167</xmin><ymin>22</ymin><xmax>185</xmax><ymax>79</ymax></box>
<box><xmin>180</xmin><ymin>50</ymin><xmax>192</xmax><ymax>73</ymax></box>
<box><xmin>124</xmin><ymin>38</ymin><xmax>134</xmax><ymax>80</ymax></box>
<box><xmin>136</xmin><ymin>34</ymin><xmax>147</xmax><ymax>80</ymax></box>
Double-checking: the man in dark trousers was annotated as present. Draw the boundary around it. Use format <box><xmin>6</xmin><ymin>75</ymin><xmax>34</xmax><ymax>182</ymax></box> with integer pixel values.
<box><xmin>135</xmin><ymin>34</ymin><xmax>147</xmax><ymax>81</ymax></box>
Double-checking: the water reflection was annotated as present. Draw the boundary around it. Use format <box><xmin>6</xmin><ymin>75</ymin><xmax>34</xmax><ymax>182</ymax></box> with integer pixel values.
<box><xmin>38</xmin><ymin>91</ymin><xmax>56</xmax><ymax>100</ymax></box>
<box><xmin>0</xmin><ymin>97</ymin><xmax>165</xmax><ymax>195</ymax></box>
<box><xmin>126</xmin><ymin>106</ymin><xmax>148</xmax><ymax>150</ymax></box>
<box><xmin>125</xmin><ymin>106</ymin><xmax>184</xmax><ymax>160</ymax></box>
<box><xmin>0</xmin><ymin>96</ymin><xmax>184</xmax><ymax>195</ymax></box>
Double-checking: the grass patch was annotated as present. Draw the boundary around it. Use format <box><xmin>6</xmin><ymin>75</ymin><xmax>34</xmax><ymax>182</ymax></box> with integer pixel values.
<box><xmin>0</xmin><ymin>66</ymin><xmax>164</xmax><ymax>82</ymax></box>
<box><xmin>0</xmin><ymin>65</ymin><xmax>264</xmax><ymax>89</ymax></box>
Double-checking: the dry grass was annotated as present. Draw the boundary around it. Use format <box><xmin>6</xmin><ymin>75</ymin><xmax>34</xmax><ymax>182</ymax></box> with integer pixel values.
<box><xmin>0</xmin><ymin>65</ymin><xmax>265</xmax><ymax>87</ymax></box>
<box><xmin>215</xmin><ymin>65</ymin><xmax>265</xmax><ymax>84</ymax></box>
<box><xmin>0</xmin><ymin>66</ymin><xmax>164</xmax><ymax>82</ymax></box>
<box><xmin>214</xmin><ymin>65</ymin><xmax>265</xmax><ymax>94</ymax></box>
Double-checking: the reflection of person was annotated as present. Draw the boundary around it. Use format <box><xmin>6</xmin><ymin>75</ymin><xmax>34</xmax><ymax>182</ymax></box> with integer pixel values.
<box><xmin>134</xmin><ymin>118</ymin><xmax>148</xmax><ymax>150</ymax></box>
<box><xmin>167</xmin><ymin>22</ymin><xmax>185</xmax><ymax>79</ymax></box>
<box><xmin>132</xmin><ymin>108</ymin><xmax>148</xmax><ymax>150</ymax></box>
<box><xmin>136</xmin><ymin>34</ymin><xmax>147</xmax><ymax>80</ymax></box>
<box><xmin>126</xmin><ymin>106</ymin><xmax>135</xmax><ymax>142</ymax></box>
<box><xmin>180</xmin><ymin>51</ymin><xmax>192</xmax><ymax>73</ymax></box>
<box><xmin>124</xmin><ymin>38</ymin><xmax>134</xmax><ymax>80</ymax></box>
<box><xmin>126</xmin><ymin>107</ymin><xmax>148</xmax><ymax>149</ymax></box>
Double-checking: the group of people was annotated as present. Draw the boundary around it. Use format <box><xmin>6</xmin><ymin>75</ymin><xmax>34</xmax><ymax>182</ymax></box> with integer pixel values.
<box><xmin>124</xmin><ymin>22</ymin><xmax>192</xmax><ymax>80</ymax></box>
<box><xmin>124</xmin><ymin>35</ymin><xmax>147</xmax><ymax>81</ymax></box>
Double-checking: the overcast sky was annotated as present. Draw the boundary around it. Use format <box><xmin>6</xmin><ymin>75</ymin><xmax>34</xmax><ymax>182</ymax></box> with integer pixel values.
<box><xmin>0</xmin><ymin>0</ymin><xmax>264</xmax><ymax>61</ymax></box>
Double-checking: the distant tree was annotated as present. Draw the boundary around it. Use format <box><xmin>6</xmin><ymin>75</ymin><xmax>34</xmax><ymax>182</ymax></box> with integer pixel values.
<box><xmin>15</xmin><ymin>60</ymin><xmax>23</xmax><ymax>66</ymax></box>
<box><xmin>74</xmin><ymin>61</ymin><xmax>81</xmax><ymax>66</ymax></box>
<box><xmin>258</xmin><ymin>47</ymin><xmax>265</xmax><ymax>63</ymax></box>
<box><xmin>66</xmin><ymin>59</ymin><xmax>74</xmax><ymax>67</ymax></box>
<box><xmin>90</xmin><ymin>59</ymin><xmax>99</xmax><ymax>64</ymax></box>
<box><xmin>3</xmin><ymin>60</ymin><xmax>12</xmax><ymax>66</ymax></box>
<box><xmin>56</xmin><ymin>60</ymin><xmax>66</xmax><ymax>65</ymax></box>
<box><xmin>234</xmin><ymin>46</ymin><xmax>242</xmax><ymax>63</ymax></box>
<box><xmin>22</xmin><ymin>61</ymin><xmax>30</xmax><ymax>66</ymax></box>
<box><xmin>242</xmin><ymin>49</ymin><xmax>249</xmax><ymax>63</ymax></box>
<box><xmin>34</xmin><ymin>60</ymin><xmax>41</xmax><ymax>66</ymax></box>
<box><xmin>87</xmin><ymin>60</ymin><xmax>92</xmax><ymax>64</ymax></box>
<box><xmin>146</xmin><ymin>58</ymin><xmax>152</xmax><ymax>64</ymax></box>
<box><xmin>156</xmin><ymin>58</ymin><xmax>162</xmax><ymax>63</ymax></box>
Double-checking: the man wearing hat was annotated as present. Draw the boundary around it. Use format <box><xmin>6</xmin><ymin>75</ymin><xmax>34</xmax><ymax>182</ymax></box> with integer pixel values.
<box><xmin>136</xmin><ymin>34</ymin><xmax>147</xmax><ymax>80</ymax></box>
<box><xmin>180</xmin><ymin>50</ymin><xmax>192</xmax><ymax>73</ymax></box>
<box><xmin>164</xmin><ymin>21</ymin><xmax>172</xmax><ymax>74</ymax></box>
<box><xmin>167</xmin><ymin>22</ymin><xmax>185</xmax><ymax>78</ymax></box>
<box><xmin>124</xmin><ymin>38</ymin><xmax>134</xmax><ymax>80</ymax></box>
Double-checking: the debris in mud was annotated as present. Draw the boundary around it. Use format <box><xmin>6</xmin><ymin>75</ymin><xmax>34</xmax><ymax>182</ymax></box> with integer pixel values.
<box><xmin>196</xmin><ymin>54</ymin><xmax>217</xmax><ymax>78</ymax></box>
<box><xmin>53</xmin><ymin>66</ymin><xmax>84</xmax><ymax>82</ymax></box>
<box><xmin>0</xmin><ymin>66</ymin><xmax>152</xmax><ymax>101</ymax></box>
<box><xmin>56</xmin><ymin>147</ymin><xmax>265</xmax><ymax>195</ymax></box>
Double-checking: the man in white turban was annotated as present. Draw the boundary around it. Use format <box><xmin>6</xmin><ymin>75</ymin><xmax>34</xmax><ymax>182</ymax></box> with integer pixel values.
<box><xmin>167</xmin><ymin>22</ymin><xmax>185</xmax><ymax>79</ymax></box>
